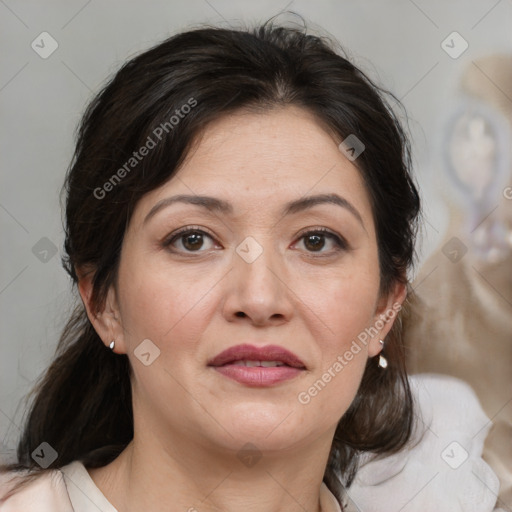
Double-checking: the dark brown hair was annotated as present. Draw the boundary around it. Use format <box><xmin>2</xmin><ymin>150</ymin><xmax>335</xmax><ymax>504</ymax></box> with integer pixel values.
<box><xmin>1</xmin><ymin>14</ymin><xmax>421</xmax><ymax>507</ymax></box>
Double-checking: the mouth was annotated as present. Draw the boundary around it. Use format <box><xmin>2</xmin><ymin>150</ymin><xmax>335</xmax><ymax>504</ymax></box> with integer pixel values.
<box><xmin>207</xmin><ymin>343</ymin><xmax>306</xmax><ymax>369</ymax></box>
<box><xmin>207</xmin><ymin>344</ymin><xmax>306</xmax><ymax>387</ymax></box>
<box><xmin>224</xmin><ymin>360</ymin><xmax>292</xmax><ymax>367</ymax></box>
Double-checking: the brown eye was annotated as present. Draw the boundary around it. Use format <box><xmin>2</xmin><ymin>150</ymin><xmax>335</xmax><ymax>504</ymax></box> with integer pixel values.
<box><xmin>165</xmin><ymin>228</ymin><xmax>217</xmax><ymax>253</ymax></box>
<box><xmin>181</xmin><ymin>232</ymin><xmax>205</xmax><ymax>251</ymax></box>
<box><xmin>295</xmin><ymin>229</ymin><xmax>348</xmax><ymax>254</ymax></box>
<box><xmin>303</xmin><ymin>233</ymin><xmax>325</xmax><ymax>251</ymax></box>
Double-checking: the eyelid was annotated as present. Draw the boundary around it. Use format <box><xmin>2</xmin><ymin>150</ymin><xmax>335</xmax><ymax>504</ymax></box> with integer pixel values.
<box><xmin>166</xmin><ymin>225</ymin><xmax>216</xmax><ymax>240</ymax></box>
<box><xmin>295</xmin><ymin>226</ymin><xmax>339</xmax><ymax>239</ymax></box>
<box><xmin>294</xmin><ymin>226</ymin><xmax>349</xmax><ymax>250</ymax></box>
<box><xmin>163</xmin><ymin>225</ymin><xmax>219</xmax><ymax>250</ymax></box>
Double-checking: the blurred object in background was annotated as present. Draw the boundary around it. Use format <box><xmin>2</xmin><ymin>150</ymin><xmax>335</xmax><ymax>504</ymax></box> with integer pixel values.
<box><xmin>404</xmin><ymin>54</ymin><xmax>512</xmax><ymax>510</ymax></box>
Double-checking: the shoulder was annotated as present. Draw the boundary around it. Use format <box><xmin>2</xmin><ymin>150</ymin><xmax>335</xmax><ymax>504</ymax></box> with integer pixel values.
<box><xmin>0</xmin><ymin>467</ymin><xmax>73</xmax><ymax>511</ymax></box>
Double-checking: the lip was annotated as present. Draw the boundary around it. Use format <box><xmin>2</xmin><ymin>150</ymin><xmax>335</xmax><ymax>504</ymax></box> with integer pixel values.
<box><xmin>207</xmin><ymin>344</ymin><xmax>306</xmax><ymax>369</ymax></box>
<box><xmin>212</xmin><ymin>365</ymin><xmax>304</xmax><ymax>386</ymax></box>
<box><xmin>207</xmin><ymin>344</ymin><xmax>306</xmax><ymax>387</ymax></box>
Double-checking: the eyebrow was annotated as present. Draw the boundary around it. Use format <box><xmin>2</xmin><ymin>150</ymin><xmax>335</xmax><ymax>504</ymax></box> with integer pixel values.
<box><xmin>143</xmin><ymin>193</ymin><xmax>364</xmax><ymax>227</ymax></box>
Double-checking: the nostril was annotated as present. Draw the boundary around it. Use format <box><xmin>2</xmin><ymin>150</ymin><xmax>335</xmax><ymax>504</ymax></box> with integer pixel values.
<box><xmin>235</xmin><ymin>312</ymin><xmax>246</xmax><ymax>318</ymax></box>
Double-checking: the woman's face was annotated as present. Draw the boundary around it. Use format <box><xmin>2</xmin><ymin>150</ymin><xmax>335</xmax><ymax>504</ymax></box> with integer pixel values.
<box><xmin>86</xmin><ymin>106</ymin><xmax>404</xmax><ymax>457</ymax></box>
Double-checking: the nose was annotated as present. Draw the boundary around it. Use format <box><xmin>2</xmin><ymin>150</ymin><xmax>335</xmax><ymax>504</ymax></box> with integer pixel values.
<box><xmin>222</xmin><ymin>239</ymin><xmax>294</xmax><ymax>327</ymax></box>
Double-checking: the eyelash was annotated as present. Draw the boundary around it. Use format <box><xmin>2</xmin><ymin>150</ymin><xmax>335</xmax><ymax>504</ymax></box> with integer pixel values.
<box><xmin>163</xmin><ymin>225</ymin><xmax>349</xmax><ymax>256</ymax></box>
<box><xmin>295</xmin><ymin>227</ymin><xmax>349</xmax><ymax>253</ymax></box>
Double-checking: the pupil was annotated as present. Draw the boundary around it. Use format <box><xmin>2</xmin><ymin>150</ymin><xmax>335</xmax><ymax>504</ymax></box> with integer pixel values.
<box><xmin>184</xmin><ymin>233</ymin><xmax>203</xmax><ymax>250</ymax></box>
<box><xmin>305</xmin><ymin>234</ymin><xmax>324</xmax><ymax>251</ymax></box>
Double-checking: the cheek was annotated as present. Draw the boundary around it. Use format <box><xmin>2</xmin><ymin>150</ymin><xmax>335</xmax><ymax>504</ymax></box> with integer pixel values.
<box><xmin>298</xmin><ymin>259</ymin><xmax>380</xmax><ymax>347</ymax></box>
<box><xmin>296</xmin><ymin>322</ymin><xmax>369</xmax><ymax>427</ymax></box>
<box><xmin>293</xmin><ymin>259</ymin><xmax>379</xmax><ymax>413</ymax></box>
<box><xmin>116</xmin><ymin>254</ymin><xmax>218</xmax><ymax>350</ymax></box>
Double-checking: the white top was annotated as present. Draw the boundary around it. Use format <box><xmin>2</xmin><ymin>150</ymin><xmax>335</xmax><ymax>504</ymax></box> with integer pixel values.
<box><xmin>0</xmin><ymin>460</ymin><xmax>342</xmax><ymax>511</ymax></box>
<box><xmin>344</xmin><ymin>374</ymin><xmax>503</xmax><ymax>512</ymax></box>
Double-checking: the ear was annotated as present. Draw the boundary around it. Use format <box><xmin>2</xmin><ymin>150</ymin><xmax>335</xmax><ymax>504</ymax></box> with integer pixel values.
<box><xmin>367</xmin><ymin>281</ymin><xmax>407</xmax><ymax>357</ymax></box>
<box><xmin>77</xmin><ymin>266</ymin><xmax>127</xmax><ymax>354</ymax></box>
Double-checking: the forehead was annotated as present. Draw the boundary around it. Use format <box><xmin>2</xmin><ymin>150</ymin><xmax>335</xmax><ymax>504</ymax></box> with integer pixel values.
<box><xmin>179</xmin><ymin>106</ymin><xmax>354</xmax><ymax>183</ymax></box>
<box><xmin>135</xmin><ymin>106</ymin><xmax>374</xmax><ymax>224</ymax></box>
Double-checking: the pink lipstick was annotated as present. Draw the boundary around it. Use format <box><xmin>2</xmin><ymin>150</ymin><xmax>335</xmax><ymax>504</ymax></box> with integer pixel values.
<box><xmin>208</xmin><ymin>344</ymin><xmax>306</xmax><ymax>387</ymax></box>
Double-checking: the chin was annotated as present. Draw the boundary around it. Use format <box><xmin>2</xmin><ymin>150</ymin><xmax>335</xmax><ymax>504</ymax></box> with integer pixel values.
<box><xmin>225</xmin><ymin>408</ymin><xmax>310</xmax><ymax>447</ymax></box>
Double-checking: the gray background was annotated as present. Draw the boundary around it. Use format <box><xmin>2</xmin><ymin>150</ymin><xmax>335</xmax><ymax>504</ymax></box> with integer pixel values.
<box><xmin>1</xmin><ymin>0</ymin><xmax>511</xmax><ymax>458</ymax></box>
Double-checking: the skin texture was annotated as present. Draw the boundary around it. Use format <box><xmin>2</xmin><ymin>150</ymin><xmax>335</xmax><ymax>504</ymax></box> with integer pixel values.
<box><xmin>79</xmin><ymin>105</ymin><xmax>406</xmax><ymax>512</ymax></box>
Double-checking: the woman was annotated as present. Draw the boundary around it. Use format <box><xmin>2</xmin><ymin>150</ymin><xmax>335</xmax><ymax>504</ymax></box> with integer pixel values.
<box><xmin>0</xmin><ymin>17</ymin><xmax>420</xmax><ymax>511</ymax></box>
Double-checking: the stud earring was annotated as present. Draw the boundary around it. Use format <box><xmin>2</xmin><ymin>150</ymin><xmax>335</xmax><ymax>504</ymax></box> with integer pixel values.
<box><xmin>109</xmin><ymin>340</ymin><xmax>115</xmax><ymax>351</ymax></box>
<box><xmin>378</xmin><ymin>339</ymin><xmax>388</xmax><ymax>369</ymax></box>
